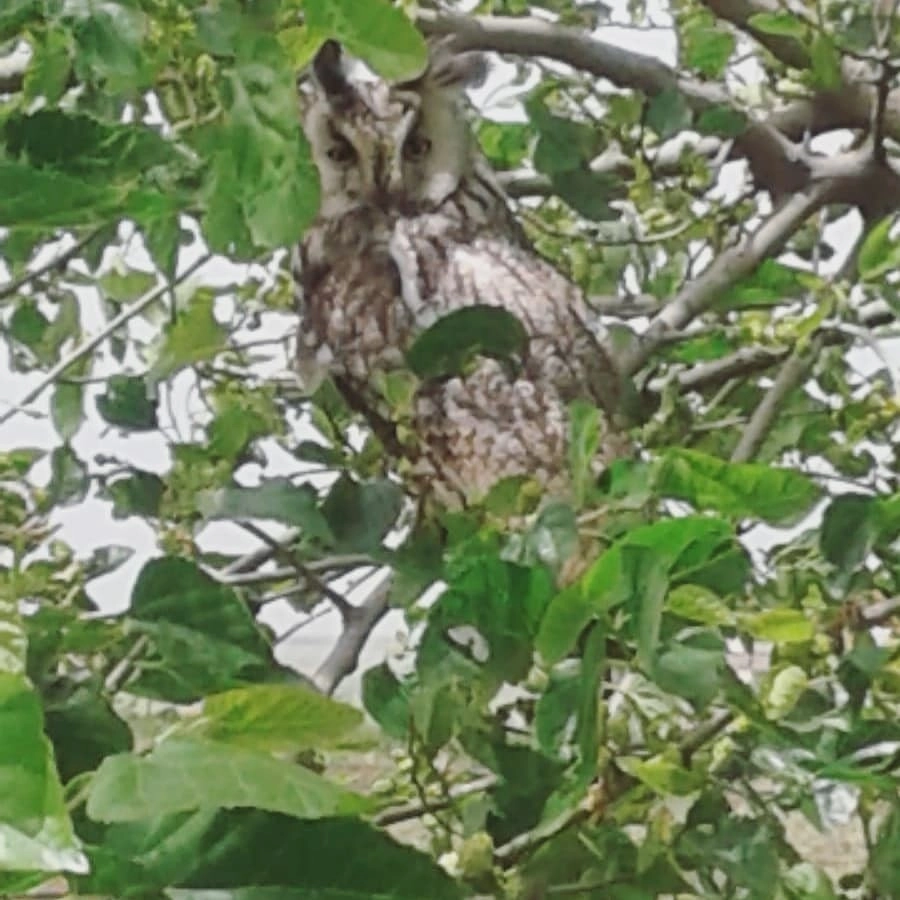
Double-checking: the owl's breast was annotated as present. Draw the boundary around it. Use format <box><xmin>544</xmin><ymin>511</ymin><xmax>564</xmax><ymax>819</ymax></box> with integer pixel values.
<box><xmin>296</xmin><ymin>211</ymin><xmax>419</xmax><ymax>384</ymax></box>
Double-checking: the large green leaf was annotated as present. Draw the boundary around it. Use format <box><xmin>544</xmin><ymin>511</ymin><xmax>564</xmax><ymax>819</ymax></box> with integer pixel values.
<box><xmin>656</xmin><ymin>448</ymin><xmax>822</xmax><ymax>525</ymax></box>
<box><xmin>0</xmin><ymin>161</ymin><xmax>124</xmax><ymax>227</ymax></box>
<box><xmin>197</xmin><ymin>32</ymin><xmax>319</xmax><ymax>253</ymax></box>
<box><xmin>0</xmin><ymin>673</ymin><xmax>87</xmax><ymax>873</ymax></box>
<box><xmin>87</xmin><ymin>738</ymin><xmax>369</xmax><ymax>823</ymax></box>
<box><xmin>304</xmin><ymin>0</ymin><xmax>428</xmax><ymax>81</ymax></box>
<box><xmin>538</xmin><ymin>516</ymin><xmax>745</xmax><ymax>664</ymax></box>
<box><xmin>198</xmin><ymin>684</ymin><xmax>363</xmax><ymax>752</ymax></box>
<box><xmin>125</xmin><ymin>557</ymin><xmax>278</xmax><ymax>703</ymax></box>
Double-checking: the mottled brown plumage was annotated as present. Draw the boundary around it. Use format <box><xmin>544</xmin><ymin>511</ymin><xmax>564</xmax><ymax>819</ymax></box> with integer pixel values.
<box><xmin>294</xmin><ymin>40</ymin><xmax>627</xmax><ymax>510</ymax></box>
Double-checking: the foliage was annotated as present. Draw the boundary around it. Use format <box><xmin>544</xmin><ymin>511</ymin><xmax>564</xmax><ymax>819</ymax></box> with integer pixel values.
<box><xmin>1</xmin><ymin>0</ymin><xmax>899</xmax><ymax>898</ymax></box>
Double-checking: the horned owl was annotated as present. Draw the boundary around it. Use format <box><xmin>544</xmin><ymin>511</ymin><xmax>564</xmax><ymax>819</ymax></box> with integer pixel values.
<box><xmin>294</xmin><ymin>39</ymin><xmax>627</xmax><ymax>511</ymax></box>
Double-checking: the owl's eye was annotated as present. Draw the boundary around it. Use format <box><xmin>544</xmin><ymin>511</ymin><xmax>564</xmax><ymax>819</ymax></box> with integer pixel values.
<box><xmin>327</xmin><ymin>138</ymin><xmax>356</xmax><ymax>164</ymax></box>
<box><xmin>403</xmin><ymin>133</ymin><xmax>432</xmax><ymax>161</ymax></box>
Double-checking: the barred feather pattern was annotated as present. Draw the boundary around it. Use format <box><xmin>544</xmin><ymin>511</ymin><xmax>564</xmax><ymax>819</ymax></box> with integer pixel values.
<box><xmin>294</xmin><ymin>42</ymin><xmax>629</xmax><ymax>515</ymax></box>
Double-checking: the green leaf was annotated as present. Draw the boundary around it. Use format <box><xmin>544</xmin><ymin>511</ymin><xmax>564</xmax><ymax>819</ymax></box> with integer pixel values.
<box><xmin>304</xmin><ymin>0</ymin><xmax>428</xmax><ymax>81</ymax></box>
<box><xmin>198</xmin><ymin>684</ymin><xmax>363</xmax><ymax>752</ymax></box>
<box><xmin>857</xmin><ymin>216</ymin><xmax>900</xmax><ymax>281</ymax></box>
<box><xmin>176</xmin><ymin>811</ymin><xmax>466</xmax><ymax>897</ymax></box>
<box><xmin>96</xmin><ymin>374</ymin><xmax>158</xmax><ymax>430</ymax></box>
<box><xmin>99</xmin><ymin>269</ymin><xmax>157</xmax><ymax>302</ymax></box>
<box><xmin>646</xmin><ymin>89</ymin><xmax>693</xmax><ymax>140</ymax></box>
<box><xmin>657</xmin><ymin>448</ymin><xmax>822</xmax><ymax>525</ymax></box>
<box><xmin>126</xmin><ymin>557</ymin><xmax>276</xmax><ymax>703</ymax></box>
<box><xmin>150</xmin><ymin>290</ymin><xmax>226</xmax><ymax>382</ymax></box>
<box><xmin>87</xmin><ymin>738</ymin><xmax>369</xmax><ymax>823</ymax></box>
<box><xmin>50</xmin><ymin>382</ymin><xmax>85</xmax><ymax>442</ymax></box>
<box><xmin>362</xmin><ymin>662</ymin><xmax>412</xmax><ymax>742</ymax></box>
<box><xmin>535</xmin><ymin>582</ymin><xmax>596</xmax><ymax>666</ymax></box>
<box><xmin>198</xmin><ymin>480</ymin><xmax>333</xmax><ymax>543</ymax></box>
<box><xmin>871</xmin><ymin>804</ymin><xmax>900</xmax><ymax>897</ymax></box>
<box><xmin>718</xmin><ymin>259</ymin><xmax>817</xmax><ymax>309</ymax></box>
<box><xmin>43</xmin><ymin>688</ymin><xmax>133</xmax><ymax>783</ymax></box>
<box><xmin>106</xmin><ymin>469</ymin><xmax>164</xmax><ymax>518</ymax></box>
<box><xmin>23</xmin><ymin>28</ymin><xmax>72</xmax><ymax>104</ymax></box>
<box><xmin>762</xmin><ymin>665</ymin><xmax>808</xmax><ymax>720</ymax></box>
<box><xmin>528</xmin><ymin>100</ymin><xmax>599</xmax><ymax>175</ymax></box>
<box><xmin>748</xmin><ymin>11</ymin><xmax>808</xmax><ymax>38</ymax></box>
<box><xmin>0</xmin><ymin>673</ymin><xmax>88</xmax><ymax>874</ymax></box>
<box><xmin>2</xmin><ymin>110</ymin><xmax>176</xmax><ymax>183</ymax></box>
<box><xmin>809</xmin><ymin>33</ymin><xmax>842</xmax><ymax>90</ymax></box>
<box><xmin>45</xmin><ymin>444</ymin><xmax>89</xmax><ymax>508</ymax></box>
<box><xmin>696</xmin><ymin>106</ymin><xmax>747</xmax><ymax>137</ymax></box>
<box><xmin>477</xmin><ymin>120</ymin><xmax>532</xmax><ymax>171</ymax></box>
<box><xmin>629</xmin><ymin>547</ymin><xmax>670</xmax><ymax>670</ymax></box>
<box><xmin>667</xmin><ymin>584</ymin><xmax>735</xmax><ymax>626</ymax></box>
<box><xmin>321</xmin><ymin>476</ymin><xmax>404</xmax><ymax>554</ymax></box>
<box><xmin>652</xmin><ymin>638</ymin><xmax>724</xmax><ymax>708</ymax></box>
<box><xmin>820</xmin><ymin>493</ymin><xmax>877</xmax><ymax>576</ymax></box>
<box><xmin>197</xmin><ymin>33</ymin><xmax>320</xmax><ymax>254</ymax></box>
<box><xmin>0</xmin><ymin>160</ymin><xmax>124</xmax><ymax>227</ymax></box>
<box><xmin>617</xmin><ymin>753</ymin><xmax>703</xmax><ymax>795</ymax></box>
<box><xmin>741</xmin><ymin>608</ymin><xmax>814</xmax><ymax>644</ymax></box>
<box><xmin>683</xmin><ymin>22</ymin><xmax>735</xmax><ymax>77</ymax></box>
<box><xmin>405</xmin><ymin>305</ymin><xmax>529</xmax><ymax>381</ymax></box>
<box><xmin>551</xmin><ymin>167</ymin><xmax>621</xmax><ymax>221</ymax></box>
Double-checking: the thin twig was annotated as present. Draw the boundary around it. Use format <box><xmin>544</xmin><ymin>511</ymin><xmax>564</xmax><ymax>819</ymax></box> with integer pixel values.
<box><xmin>0</xmin><ymin>253</ymin><xmax>212</xmax><ymax>427</ymax></box>
<box><xmin>0</xmin><ymin>227</ymin><xmax>105</xmax><ymax>302</ymax></box>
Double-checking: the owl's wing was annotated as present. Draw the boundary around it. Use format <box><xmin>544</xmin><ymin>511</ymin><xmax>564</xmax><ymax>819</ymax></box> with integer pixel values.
<box><xmin>389</xmin><ymin>216</ymin><xmax>622</xmax><ymax>419</ymax></box>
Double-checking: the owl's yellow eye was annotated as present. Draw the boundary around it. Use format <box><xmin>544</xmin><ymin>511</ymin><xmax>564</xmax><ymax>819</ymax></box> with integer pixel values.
<box><xmin>403</xmin><ymin>133</ymin><xmax>432</xmax><ymax>161</ymax></box>
<box><xmin>327</xmin><ymin>138</ymin><xmax>356</xmax><ymax>164</ymax></box>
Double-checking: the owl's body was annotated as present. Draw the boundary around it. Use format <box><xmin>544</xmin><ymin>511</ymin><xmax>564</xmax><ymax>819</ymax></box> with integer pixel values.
<box><xmin>295</xmin><ymin>41</ymin><xmax>626</xmax><ymax>509</ymax></box>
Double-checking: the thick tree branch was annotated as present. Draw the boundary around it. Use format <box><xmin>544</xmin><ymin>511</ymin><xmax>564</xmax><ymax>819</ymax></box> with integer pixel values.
<box><xmin>312</xmin><ymin>573</ymin><xmax>391</xmax><ymax>695</ymax></box>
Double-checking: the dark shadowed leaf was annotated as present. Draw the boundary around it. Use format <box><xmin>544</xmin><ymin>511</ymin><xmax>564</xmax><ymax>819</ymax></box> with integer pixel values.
<box><xmin>105</xmin><ymin>469</ymin><xmax>165</xmax><ymax>519</ymax></box>
<box><xmin>321</xmin><ymin>475</ymin><xmax>404</xmax><ymax>553</ymax></box>
<box><xmin>646</xmin><ymin>90</ymin><xmax>693</xmax><ymax>139</ymax></box>
<box><xmin>406</xmin><ymin>305</ymin><xmax>528</xmax><ymax>380</ymax></box>
<box><xmin>362</xmin><ymin>662</ymin><xmax>412</xmax><ymax>741</ymax></box>
<box><xmin>43</xmin><ymin>687</ymin><xmax>133</xmax><ymax>782</ymax></box>
<box><xmin>198</xmin><ymin>479</ymin><xmax>333</xmax><ymax>542</ymax></box>
<box><xmin>96</xmin><ymin>374</ymin><xmax>158</xmax><ymax>430</ymax></box>
<box><xmin>45</xmin><ymin>444</ymin><xmax>89</xmax><ymax>508</ymax></box>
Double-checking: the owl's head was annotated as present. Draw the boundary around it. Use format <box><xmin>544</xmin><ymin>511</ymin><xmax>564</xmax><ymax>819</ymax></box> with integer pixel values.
<box><xmin>301</xmin><ymin>39</ymin><xmax>487</xmax><ymax>219</ymax></box>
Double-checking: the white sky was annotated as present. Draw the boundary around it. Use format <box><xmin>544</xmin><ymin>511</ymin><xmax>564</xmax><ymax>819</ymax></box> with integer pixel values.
<box><xmin>0</xmin><ymin>0</ymin><xmax>894</xmax><ymax>696</ymax></box>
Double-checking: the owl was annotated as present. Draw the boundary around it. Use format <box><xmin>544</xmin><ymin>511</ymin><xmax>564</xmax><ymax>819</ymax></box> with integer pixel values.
<box><xmin>293</xmin><ymin>39</ymin><xmax>628</xmax><ymax>514</ymax></box>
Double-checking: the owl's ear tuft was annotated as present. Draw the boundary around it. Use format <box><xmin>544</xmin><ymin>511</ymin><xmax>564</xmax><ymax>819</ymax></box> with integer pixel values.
<box><xmin>312</xmin><ymin>40</ymin><xmax>354</xmax><ymax>105</ymax></box>
<box><xmin>400</xmin><ymin>36</ymin><xmax>488</xmax><ymax>91</ymax></box>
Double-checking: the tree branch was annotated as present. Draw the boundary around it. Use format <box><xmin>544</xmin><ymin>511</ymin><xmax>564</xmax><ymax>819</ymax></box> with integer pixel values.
<box><xmin>730</xmin><ymin>338</ymin><xmax>819</xmax><ymax>463</ymax></box>
<box><xmin>312</xmin><ymin>573</ymin><xmax>392</xmax><ymax>695</ymax></box>
<box><xmin>621</xmin><ymin>179</ymin><xmax>834</xmax><ymax>374</ymax></box>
